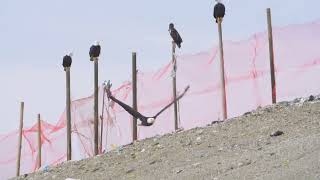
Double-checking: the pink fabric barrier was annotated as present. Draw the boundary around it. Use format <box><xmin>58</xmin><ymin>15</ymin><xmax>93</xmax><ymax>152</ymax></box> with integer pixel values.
<box><xmin>1</xmin><ymin>20</ymin><xmax>320</xmax><ymax>179</ymax></box>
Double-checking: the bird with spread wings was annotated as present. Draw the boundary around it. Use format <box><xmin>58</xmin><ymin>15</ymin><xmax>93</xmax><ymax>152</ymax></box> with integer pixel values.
<box><xmin>105</xmin><ymin>81</ymin><xmax>190</xmax><ymax>126</ymax></box>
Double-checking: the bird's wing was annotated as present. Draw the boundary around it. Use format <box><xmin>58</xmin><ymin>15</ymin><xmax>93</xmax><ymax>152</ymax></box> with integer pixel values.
<box><xmin>170</xmin><ymin>29</ymin><xmax>179</xmax><ymax>41</ymax></box>
<box><xmin>177</xmin><ymin>31</ymin><xmax>183</xmax><ymax>43</ymax></box>
<box><xmin>109</xmin><ymin>95</ymin><xmax>146</xmax><ymax>120</ymax></box>
<box><xmin>153</xmin><ymin>85</ymin><xmax>190</xmax><ymax>118</ymax></box>
<box><xmin>89</xmin><ymin>46</ymin><xmax>94</xmax><ymax>56</ymax></box>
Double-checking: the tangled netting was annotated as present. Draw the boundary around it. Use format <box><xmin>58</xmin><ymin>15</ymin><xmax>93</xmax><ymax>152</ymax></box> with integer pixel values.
<box><xmin>1</xmin><ymin>20</ymin><xmax>320</xmax><ymax>179</ymax></box>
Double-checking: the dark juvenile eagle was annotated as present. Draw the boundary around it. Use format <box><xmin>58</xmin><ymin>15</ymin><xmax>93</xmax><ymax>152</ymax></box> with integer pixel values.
<box><xmin>213</xmin><ymin>0</ymin><xmax>225</xmax><ymax>23</ymax></box>
<box><xmin>169</xmin><ymin>23</ymin><xmax>183</xmax><ymax>48</ymax></box>
<box><xmin>62</xmin><ymin>53</ymin><xmax>72</xmax><ymax>70</ymax></box>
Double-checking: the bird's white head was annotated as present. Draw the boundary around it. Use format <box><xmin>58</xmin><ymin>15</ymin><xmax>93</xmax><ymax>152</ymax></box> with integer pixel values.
<box><xmin>68</xmin><ymin>52</ymin><xmax>74</xmax><ymax>57</ymax></box>
<box><xmin>147</xmin><ymin>118</ymin><xmax>156</xmax><ymax>124</ymax></box>
<box><xmin>94</xmin><ymin>41</ymin><xmax>100</xmax><ymax>46</ymax></box>
<box><xmin>216</xmin><ymin>0</ymin><xmax>222</xmax><ymax>3</ymax></box>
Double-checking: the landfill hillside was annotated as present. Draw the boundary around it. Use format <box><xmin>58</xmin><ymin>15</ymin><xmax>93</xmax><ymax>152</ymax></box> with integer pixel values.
<box><xmin>12</xmin><ymin>96</ymin><xmax>320</xmax><ymax>180</ymax></box>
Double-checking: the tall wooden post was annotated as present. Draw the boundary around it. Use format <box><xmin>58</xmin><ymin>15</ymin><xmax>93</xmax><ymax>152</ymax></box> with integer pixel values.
<box><xmin>16</xmin><ymin>102</ymin><xmax>24</xmax><ymax>176</ymax></box>
<box><xmin>267</xmin><ymin>8</ymin><xmax>277</xmax><ymax>104</ymax></box>
<box><xmin>100</xmin><ymin>83</ymin><xmax>106</xmax><ymax>153</ymax></box>
<box><xmin>172</xmin><ymin>42</ymin><xmax>179</xmax><ymax>130</ymax></box>
<box><xmin>65</xmin><ymin>67</ymin><xmax>72</xmax><ymax>160</ymax></box>
<box><xmin>37</xmin><ymin>114</ymin><xmax>41</xmax><ymax>169</ymax></box>
<box><xmin>217</xmin><ymin>17</ymin><xmax>228</xmax><ymax>120</ymax></box>
<box><xmin>94</xmin><ymin>59</ymin><xmax>99</xmax><ymax>155</ymax></box>
<box><xmin>132</xmin><ymin>52</ymin><xmax>138</xmax><ymax>141</ymax></box>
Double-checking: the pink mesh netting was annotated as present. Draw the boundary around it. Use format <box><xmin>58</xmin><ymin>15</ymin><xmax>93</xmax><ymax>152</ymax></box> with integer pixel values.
<box><xmin>1</xmin><ymin>20</ymin><xmax>320</xmax><ymax>179</ymax></box>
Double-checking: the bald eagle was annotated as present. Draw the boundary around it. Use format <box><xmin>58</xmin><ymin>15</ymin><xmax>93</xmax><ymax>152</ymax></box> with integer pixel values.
<box><xmin>213</xmin><ymin>1</ymin><xmax>225</xmax><ymax>23</ymax></box>
<box><xmin>89</xmin><ymin>41</ymin><xmax>101</xmax><ymax>61</ymax></box>
<box><xmin>169</xmin><ymin>23</ymin><xmax>183</xmax><ymax>48</ymax></box>
<box><xmin>62</xmin><ymin>53</ymin><xmax>72</xmax><ymax>70</ymax></box>
<box><xmin>107</xmin><ymin>85</ymin><xmax>190</xmax><ymax>126</ymax></box>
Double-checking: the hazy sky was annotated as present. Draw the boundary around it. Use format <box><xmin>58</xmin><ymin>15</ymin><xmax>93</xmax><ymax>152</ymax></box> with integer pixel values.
<box><xmin>0</xmin><ymin>0</ymin><xmax>319</xmax><ymax>132</ymax></box>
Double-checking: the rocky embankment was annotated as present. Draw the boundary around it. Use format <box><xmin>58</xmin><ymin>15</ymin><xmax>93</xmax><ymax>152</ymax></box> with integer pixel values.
<box><xmin>12</xmin><ymin>95</ymin><xmax>320</xmax><ymax>180</ymax></box>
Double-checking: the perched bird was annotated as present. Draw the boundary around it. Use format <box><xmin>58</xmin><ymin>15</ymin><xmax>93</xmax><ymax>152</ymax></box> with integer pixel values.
<box><xmin>62</xmin><ymin>53</ymin><xmax>73</xmax><ymax>71</ymax></box>
<box><xmin>107</xmin><ymin>85</ymin><xmax>190</xmax><ymax>126</ymax></box>
<box><xmin>89</xmin><ymin>41</ymin><xmax>101</xmax><ymax>61</ymax></box>
<box><xmin>169</xmin><ymin>23</ymin><xmax>183</xmax><ymax>48</ymax></box>
<box><xmin>213</xmin><ymin>0</ymin><xmax>225</xmax><ymax>23</ymax></box>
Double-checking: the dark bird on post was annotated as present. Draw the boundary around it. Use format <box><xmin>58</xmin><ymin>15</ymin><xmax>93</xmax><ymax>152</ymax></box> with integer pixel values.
<box><xmin>213</xmin><ymin>0</ymin><xmax>225</xmax><ymax>23</ymax></box>
<box><xmin>169</xmin><ymin>23</ymin><xmax>183</xmax><ymax>48</ymax></box>
<box><xmin>62</xmin><ymin>53</ymin><xmax>73</xmax><ymax>71</ymax></box>
<box><xmin>89</xmin><ymin>41</ymin><xmax>101</xmax><ymax>61</ymax></box>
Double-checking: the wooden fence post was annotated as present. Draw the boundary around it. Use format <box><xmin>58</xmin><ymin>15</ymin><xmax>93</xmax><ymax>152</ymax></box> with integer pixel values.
<box><xmin>267</xmin><ymin>8</ymin><xmax>277</xmax><ymax>104</ymax></box>
<box><xmin>16</xmin><ymin>102</ymin><xmax>24</xmax><ymax>176</ymax></box>
<box><xmin>217</xmin><ymin>17</ymin><xmax>228</xmax><ymax>120</ymax></box>
<box><xmin>132</xmin><ymin>52</ymin><xmax>138</xmax><ymax>141</ymax></box>
<box><xmin>37</xmin><ymin>114</ymin><xmax>41</xmax><ymax>169</ymax></box>
<box><xmin>93</xmin><ymin>59</ymin><xmax>99</xmax><ymax>155</ymax></box>
<box><xmin>172</xmin><ymin>42</ymin><xmax>179</xmax><ymax>130</ymax></box>
<box><xmin>65</xmin><ymin>67</ymin><xmax>72</xmax><ymax>160</ymax></box>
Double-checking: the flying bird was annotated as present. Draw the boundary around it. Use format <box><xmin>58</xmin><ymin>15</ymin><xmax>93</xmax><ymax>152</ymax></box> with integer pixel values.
<box><xmin>62</xmin><ymin>53</ymin><xmax>73</xmax><ymax>71</ymax></box>
<box><xmin>213</xmin><ymin>0</ymin><xmax>225</xmax><ymax>23</ymax></box>
<box><xmin>106</xmin><ymin>84</ymin><xmax>190</xmax><ymax>126</ymax></box>
<box><xmin>89</xmin><ymin>41</ymin><xmax>101</xmax><ymax>61</ymax></box>
<box><xmin>169</xmin><ymin>23</ymin><xmax>183</xmax><ymax>48</ymax></box>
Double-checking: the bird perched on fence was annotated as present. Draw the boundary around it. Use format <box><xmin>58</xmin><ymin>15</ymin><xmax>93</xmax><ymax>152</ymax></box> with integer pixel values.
<box><xmin>213</xmin><ymin>0</ymin><xmax>225</xmax><ymax>23</ymax></box>
<box><xmin>169</xmin><ymin>23</ymin><xmax>183</xmax><ymax>48</ymax></box>
<box><xmin>62</xmin><ymin>53</ymin><xmax>73</xmax><ymax>71</ymax></box>
<box><xmin>106</xmin><ymin>81</ymin><xmax>190</xmax><ymax>126</ymax></box>
<box><xmin>89</xmin><ymin>41</ymin><xmax>101</xmax><ymax>61</ymax></box>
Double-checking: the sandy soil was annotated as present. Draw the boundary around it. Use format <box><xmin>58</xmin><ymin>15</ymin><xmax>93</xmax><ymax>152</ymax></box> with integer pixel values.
<box><xmin>11</xmin><ymin>96</ymin><xmax>320</xmax><ymax>180</ymax></box>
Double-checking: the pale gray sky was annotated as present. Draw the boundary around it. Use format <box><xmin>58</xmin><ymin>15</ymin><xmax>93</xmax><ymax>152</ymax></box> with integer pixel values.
<box><xmin>0</xmin><ymin>0</ymin><xmax>319</xmax><ymax>132</ymax></box>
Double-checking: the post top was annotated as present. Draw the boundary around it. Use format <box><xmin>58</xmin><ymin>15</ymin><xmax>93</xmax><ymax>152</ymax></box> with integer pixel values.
<box><xmin>64</xmin><ymin>67</ymin><xmax>71</xmax><ymax>71</ymax></box>
<box><xmin>90</xmin><ymin>57</ymin><xmax>99</xmax><ymax>61</ymax></box>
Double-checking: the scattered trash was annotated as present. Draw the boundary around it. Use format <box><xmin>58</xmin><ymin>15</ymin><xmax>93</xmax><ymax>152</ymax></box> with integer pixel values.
<box><xmin>270</xmin><ymin>131</ymin><xmax>284</xmax><ymax>137</ymax></box>
<box><xmin>141</xmin><ymin>148</ymin><xmax>146</xmax><ymax>153</ymax></box>
<box><xmin>156</xmin><ymin>144</ymin><xmax>164</xmax><ymax>149</ymax></box>
<box><xmin>196</xmin><ymin>129</ymin><xmax>204</xmax><ymax>135</ymax></box>
<box><xmin>42</xmin><ymin>165</ymin><xmax>49</xmax><ymax>172</ymax></box>
<box><xmin>308</xmin><ymin>95</ymin><xmax>315</xmax><ymax>101</ymax></box>
<box><xmin>270</xmin><ymin>152</ymin><xmax>276</xmax><ymax>156</ymax></box>
<box><xmin>126</xmin><ymin>168</ymin><xmax>135</xmax><ymax>174</ymax></box>
<box><xmin>176</xmin><ymin>169</ymin><xmax>183</xmax><ymax>174</ymax></box>
<box><xmin>149</xmin><ymin>160</ymin><xmax>157</xmax><ymax>165</ymax></box>
<box><xmin>208</xmin><ymin>144</ymin><xmax>214</xmax><ymax>148</ymax></box>
<box><xmin>192</xmin><ymin>162</ymin><xmax>201</xmax><ymax>167</ymax></box>
<box><xmin>238</xmin><ymin>159</ymin><xmax>252</xmax><ymax>167</ymax></box>
<box><xmin>152</xmin><ymin>142</ymin><xmax>160</xmax><ymax>146</ymax></box>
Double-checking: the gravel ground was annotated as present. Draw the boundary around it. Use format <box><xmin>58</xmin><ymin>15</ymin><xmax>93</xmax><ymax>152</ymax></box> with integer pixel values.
<box><xmin>11</xmin><ymin>96</ymin><xmax>320</xmax><ymax>180</ymax></box>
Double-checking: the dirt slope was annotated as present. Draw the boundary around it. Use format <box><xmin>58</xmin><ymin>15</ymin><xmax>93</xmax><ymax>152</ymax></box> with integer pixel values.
<box><xmin>12</xmin><ymin>96</ymin><xmax>320</xmax><ymax>180</ymax></box>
